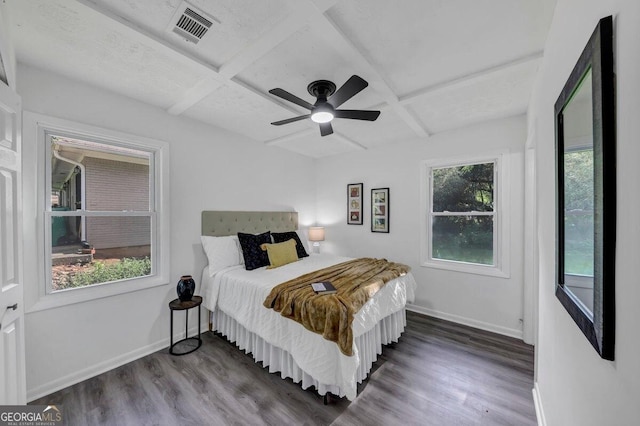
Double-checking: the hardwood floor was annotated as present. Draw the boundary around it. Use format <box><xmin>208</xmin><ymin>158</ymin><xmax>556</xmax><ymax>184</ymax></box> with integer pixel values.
<box><xmin>31</xmin><ymin>312</ymin><xmax>536</xmax><ymax>425</ymax></box>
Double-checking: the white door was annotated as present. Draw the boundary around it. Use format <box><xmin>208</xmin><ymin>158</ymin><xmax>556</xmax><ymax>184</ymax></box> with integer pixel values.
<box><xmin>0</xmin><ymin>78</ymin><xmax>26</xmax><ymax>404</ymax></box>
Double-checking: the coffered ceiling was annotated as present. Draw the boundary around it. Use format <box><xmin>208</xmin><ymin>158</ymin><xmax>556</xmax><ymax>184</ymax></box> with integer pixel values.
<box><xmin>7</xmin><ymin>0</ymin><xmax>556</xmax><ymax>157</ymax></box>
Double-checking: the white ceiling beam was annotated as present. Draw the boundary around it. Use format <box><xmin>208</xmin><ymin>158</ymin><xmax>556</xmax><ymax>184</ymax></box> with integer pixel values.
<box><xmin>218</xmin><ymin>15</ymin><xmax>310</xmax><ymax>79</ymax></box>
<box><xmin>74</xmin><ymin>0</ymin><xmax>224</xmax><ymax>78</ymax></box>
<box><xmin>264</xmin><ymin>129</ymin><xmax>316</xmax><ymax>146</ymax></box>
<box><xmin>399</xmin><ymin>51</ymin><xmax>544</xmax><ymax>105</ymax></box>
<box><xmin>167</xmin><ymin>78</ymin><xmax>224</xmax><ymax>115</ymax></box>
<box><xmin>230</xmin><ymin>75</ymin><xmax>309</xmax><ymax>116</ymax></box>
<box><xmin>168</xmin><ymin>0</ymin><xmax>339</xmax><ymax>115</ymax></box>
<box><xmin>217</xmin><ymin>0</ymin><xmax>338</xmax><ymax>79</ymax></box>
<box><xmin>264</xmin><ymin>127</ymin><xmax>366</xmax><ymax>152</ymax></box>
<box><xmin>309</xmin><ymin>13</ymin><xmax>430</xmax><ymax>138</ymax></box>
<box><xmin>167</xmin><ymin>12</ymin><xmax>313</xmax><ymax>116</ymax></box>
<box><xmin>73</xmin><ymin>0</ymin><xmax>327</xmax><ymax>120</ymax></box>
<box><xmin>332</xmin><ymin>133</ymin><xmax>367</xmax><ymax>151</ymax></box>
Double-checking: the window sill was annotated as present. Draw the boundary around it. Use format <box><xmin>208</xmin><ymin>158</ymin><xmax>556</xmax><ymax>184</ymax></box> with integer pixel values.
<box><xmin>421</xmin><ymin>259</ymin><xmax>510</xmax><ymax>278</ymax></box>
<box><xmin>26</xmin><ymin>275</ymin><xmax>169</xmax><ymax>313</ymax></box>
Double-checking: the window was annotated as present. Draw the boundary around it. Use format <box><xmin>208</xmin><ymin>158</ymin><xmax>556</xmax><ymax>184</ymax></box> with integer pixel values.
<box><xmin>24</xmin><ymin>112</ymin><xmax>170</xmax><ymax>311</ymax></box>
<box><xmin>48</xmin><ymin>135</ymin><xmax>153</xmax><ymax>292</ymax></box>
<box><xmin>421</xmin><ymin>154</ymin><xmax>509</xmax><ymax>277</ymax></box>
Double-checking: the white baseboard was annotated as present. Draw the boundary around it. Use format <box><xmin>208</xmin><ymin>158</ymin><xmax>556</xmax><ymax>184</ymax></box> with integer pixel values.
<box><xmin>532</xmin><ymin>382</ymin><xmax>546</xmax><ymax>426</ymax></box>
<box><xmin>27</xmin><ymin>323</ymin><xmax>207</xmax><ymax>402</ymax></box>
<box><xmin>406</xmin><ymin>303</ymin><xmax>523</xmax><ymax>340</ymax></box>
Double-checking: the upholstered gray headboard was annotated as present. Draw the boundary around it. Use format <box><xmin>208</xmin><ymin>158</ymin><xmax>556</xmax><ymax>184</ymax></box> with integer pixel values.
<box><xmin>201</xmin><ymin>211</ymin><xmax>298</xmax><ymax>236</ymax></box>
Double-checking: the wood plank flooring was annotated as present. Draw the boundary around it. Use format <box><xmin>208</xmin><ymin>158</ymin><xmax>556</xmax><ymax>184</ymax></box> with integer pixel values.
<box><xmin>31</xmin><ymin>311</ymin><xmax>536</xmax><ymax>425</ymax></box>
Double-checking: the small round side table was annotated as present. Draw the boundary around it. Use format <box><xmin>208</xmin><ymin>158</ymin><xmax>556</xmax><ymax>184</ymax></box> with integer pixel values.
<box><xmin>169</xmin><ymin>295</ymin><xmax>202</xmax><ymax>356</ymax></box>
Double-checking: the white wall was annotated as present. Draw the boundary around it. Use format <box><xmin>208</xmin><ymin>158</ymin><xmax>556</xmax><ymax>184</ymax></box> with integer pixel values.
<box><xmin>17</xmin><ymin>63</ymin><xmax>317</xmax><ymax>400</ymax></box>
<box><xmin>529</xmin><ymin>0</ymin><xmax>640</xmax><ymax>424</ymax></box>
<box><xmin>315</xmin><ymin>116</ymin><xmax>526</xmax><ymax>337</ymax></box>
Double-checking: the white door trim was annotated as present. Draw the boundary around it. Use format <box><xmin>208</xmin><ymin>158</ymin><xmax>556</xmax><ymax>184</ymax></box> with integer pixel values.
<box><xmin>0</xmin><ymin>3</ymin><xmax>26</xmax><ymax>405</ymax></box>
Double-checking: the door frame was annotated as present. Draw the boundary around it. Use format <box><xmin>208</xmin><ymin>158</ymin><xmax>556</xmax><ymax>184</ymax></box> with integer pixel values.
<box><xmin>0</xmin><ymin>2</ymin><xmax>26</xmax><ymax>405</ymax></box>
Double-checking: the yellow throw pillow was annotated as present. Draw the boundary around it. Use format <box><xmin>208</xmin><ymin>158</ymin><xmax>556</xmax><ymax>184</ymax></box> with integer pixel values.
<box><xmin>260</xmin><ymin>239</ymin><xmax>299</xmax><ymax>269</ymax></box>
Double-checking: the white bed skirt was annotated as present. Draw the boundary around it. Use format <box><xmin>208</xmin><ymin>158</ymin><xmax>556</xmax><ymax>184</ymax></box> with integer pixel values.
<box><xmin>213</xmin><ymin>308</ymin><xmax>407</xmax><ymax>399</ymax></box>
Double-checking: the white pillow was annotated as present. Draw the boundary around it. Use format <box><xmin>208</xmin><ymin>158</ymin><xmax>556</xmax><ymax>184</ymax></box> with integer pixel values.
<box><xmin>201</xmin><ymin>235</ymin><xmax>243</xmax><ymax>276</ymax></box>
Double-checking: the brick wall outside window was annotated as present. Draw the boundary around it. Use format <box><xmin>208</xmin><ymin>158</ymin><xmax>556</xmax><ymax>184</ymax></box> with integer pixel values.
<box><xmin>84</xmin><ymin>157</ymin><xmax>150</xmax><ymax>249</ymax></box>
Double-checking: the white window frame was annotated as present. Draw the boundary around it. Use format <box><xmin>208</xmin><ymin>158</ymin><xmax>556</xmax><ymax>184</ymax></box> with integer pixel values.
<box><xmin>420</xmin><ymin>152</ymin><xmax>510</xmax><ymax>278</ymax></box>
<box><xmin>23</xmin><ymin>112</ymin><xmax>170</xmax><ymax>312</ymax></box>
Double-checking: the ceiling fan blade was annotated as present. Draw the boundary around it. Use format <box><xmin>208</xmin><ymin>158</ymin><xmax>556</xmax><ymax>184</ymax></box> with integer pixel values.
<box><xmin>269</xmin><ymin>88</ymin><xmax>314</xmax><ymax>110</ymax></box>
<box><xmin>334</xmin><ymin>109</ymin><xmax>381</xmax><ymax>121</ymax></box>
<box><xmin>319</xmin><ymin>122</ymin><xmax>333</xmax><ymax>136</ymax></box>
<box><xmin>327</xmin><ymin>75</ymin><xmax>368</xmax><ymax>108</ymax></box>
<box><xmin>271</xmin><ymin>114</ymin><xmax>310</xmax><ymax>126</ymax></box>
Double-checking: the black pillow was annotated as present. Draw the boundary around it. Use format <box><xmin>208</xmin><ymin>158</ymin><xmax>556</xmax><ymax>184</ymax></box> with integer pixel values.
<box><xmin>272</xmin><ymin>231</ymin><xmax>309</xmax><ymax>259</ymax></box>
<box><xmin>237</xmin><ymin>231</ymin><xmax>272</xmax><ymax>270</ymax></box>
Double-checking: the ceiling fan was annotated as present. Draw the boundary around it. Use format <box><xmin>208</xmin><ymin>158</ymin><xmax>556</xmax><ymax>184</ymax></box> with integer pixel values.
<box><xmin>269</xmin><ymin>75</ymin><xmax>380</xmax><ymax>137</ymax></box>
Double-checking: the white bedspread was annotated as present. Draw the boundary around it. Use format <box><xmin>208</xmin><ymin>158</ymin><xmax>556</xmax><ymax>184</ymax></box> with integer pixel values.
<box><xmin>201</xmin><ymin>253</ymin><xmax>416</xmax><ymax>400</ymax></box>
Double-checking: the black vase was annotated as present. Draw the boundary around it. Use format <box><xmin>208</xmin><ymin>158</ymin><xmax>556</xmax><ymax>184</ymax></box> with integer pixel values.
<box><xmin>177</xmin><ymin>275</ymin><xmax>195</xmax><ymax>301</ymax></box>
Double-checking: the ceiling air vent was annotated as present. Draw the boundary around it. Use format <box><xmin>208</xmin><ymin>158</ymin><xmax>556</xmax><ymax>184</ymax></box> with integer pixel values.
<box><xmin>168</xmin><ymin>2</ymin><xmax>216</xmax><ymax>44</ymax></box>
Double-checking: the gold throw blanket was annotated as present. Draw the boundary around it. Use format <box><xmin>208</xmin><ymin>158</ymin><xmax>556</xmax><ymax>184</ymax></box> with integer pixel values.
<box><xmin>263</xmin><ymin>258</ymin><xmax>411</xmax><ymax>356</ymax></box>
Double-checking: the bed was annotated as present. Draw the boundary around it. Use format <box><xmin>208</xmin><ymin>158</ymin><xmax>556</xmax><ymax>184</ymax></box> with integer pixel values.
<box><xmin>199</xmin><ymin>210</ymin><xmax>416</xmax><ymax>401</ymax></box>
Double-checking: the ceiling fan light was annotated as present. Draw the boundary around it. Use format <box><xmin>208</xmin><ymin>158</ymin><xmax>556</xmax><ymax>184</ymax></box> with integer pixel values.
<box><xmin>311</xmin><ymin>111</ymin><xmax>334</xmax><ymax>123</ymax></box>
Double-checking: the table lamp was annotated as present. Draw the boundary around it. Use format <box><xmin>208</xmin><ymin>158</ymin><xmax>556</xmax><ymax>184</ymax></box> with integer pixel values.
<box><xmin>308</xmin><ymin>227</ymin><xmax>325</xmax><ymax>253</ymax></box>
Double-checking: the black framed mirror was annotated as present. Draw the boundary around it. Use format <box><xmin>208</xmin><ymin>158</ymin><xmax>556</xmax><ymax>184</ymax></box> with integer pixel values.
<box><xmin>555</xmin><ymin>16</ymin><xmax>615</xmax><ymax>360</ymax></box>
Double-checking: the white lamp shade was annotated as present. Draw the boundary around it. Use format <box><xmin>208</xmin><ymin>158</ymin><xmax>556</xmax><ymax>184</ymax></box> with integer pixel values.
<box><xmin>308</xmin><ymin>227</ymin><xmax>325</xmax><ymax>242</ymax></box>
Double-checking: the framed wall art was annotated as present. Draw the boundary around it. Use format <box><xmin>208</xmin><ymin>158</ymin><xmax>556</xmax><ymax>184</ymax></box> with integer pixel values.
<box><xmin>371</xmin><ymin>187</ymin><xmax>389</xmax><ymax>233</ymax></box>
<box><xmin>347</xmin><ymin>183</ymin><xmax>363</xmax><ymax>225</ymax></box>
